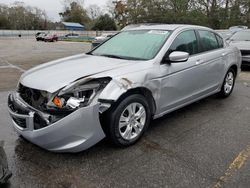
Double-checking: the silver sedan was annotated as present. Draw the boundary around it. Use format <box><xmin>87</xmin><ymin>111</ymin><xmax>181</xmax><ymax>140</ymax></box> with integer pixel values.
<box><xmin>228</xmin><ymin>30</ymin><xmax>250</xmax><ymax>67</ymax></box>
<box><xmin>8</xmin><ymin>24</ymin><xmax>241</xmax><ymax>152</ymax></box>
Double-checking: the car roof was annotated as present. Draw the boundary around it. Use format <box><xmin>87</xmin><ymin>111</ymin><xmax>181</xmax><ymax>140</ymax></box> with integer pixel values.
<box><xmin>122</xmin><ymin>24</ymin><xmax>212</xmax><ymax>31</ymax></box>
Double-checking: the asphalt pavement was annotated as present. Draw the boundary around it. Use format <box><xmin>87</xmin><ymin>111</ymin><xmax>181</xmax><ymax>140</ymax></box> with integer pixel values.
<box><xmin>0</xmin><ymin>39</ymin><xmax>249</xmax><ymax>188</ymax></box>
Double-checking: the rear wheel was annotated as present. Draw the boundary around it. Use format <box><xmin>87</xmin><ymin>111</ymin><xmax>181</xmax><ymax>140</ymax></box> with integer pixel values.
<box><xmin>103</xmin><ymin>94</ymin><xmax>151</xmax><ymax>146</ymax></box>
<box><xmin>219</xmin><ymin>68</ymin><xmax>236</xmax><ymax>98</ymax></box>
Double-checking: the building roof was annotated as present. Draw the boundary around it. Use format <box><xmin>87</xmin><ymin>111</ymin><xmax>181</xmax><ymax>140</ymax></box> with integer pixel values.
<box><xmin>62</xmin><ymin>22</ymin><xmax>85</xmax><ymax>30</ymax></box>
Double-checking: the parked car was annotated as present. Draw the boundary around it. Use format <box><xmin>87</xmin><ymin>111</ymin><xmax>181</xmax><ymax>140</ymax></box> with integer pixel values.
<box><xmin>65</xmin><ymin>33</ymin><xmax>79</xmax><ymax>38</ymax></box>
<box><xmin>36</xmin><ymin>33</ymin><xmax>47</xmax><ymax>41</ymax></box>
<box><xmin>35</xmin><ymin>32</ymin><xmax>44</xmax><ymax>37</ymax></box>
<box><xmin>216</xmin><ymin>30</ymin><xmax>233</xmax><ymax>40</ymax></box>
<box><xmin>44</xmin><ymin>34</ymin><xmax>58</xmax><ymax>42</ymax></box>
<box><xmin>228</xmin><ymin>30</ymin><xmax>250</xmax><ymax>67</ymax></box>
<box><xmin>8</xmin><ymin>24</ymin><xmax>241</xmax><ymax>152</ymax></box>
<box><xmin>92</xmin><ymin>34</ymin><xmax>114</xmax><ymax>48</ymax></box>
<box><xmin>229</xmin><ymin>25</ymin><xmax>248</xmax><ymax>33</ymax></box>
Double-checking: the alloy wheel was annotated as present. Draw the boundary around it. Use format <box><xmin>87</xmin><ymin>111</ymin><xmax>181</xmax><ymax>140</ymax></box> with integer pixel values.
<box><xmin>224</xmin><ymin>71</ymin><xmax>234</xmax><ymax>94</ymax></box>
<box><xmin>118</xmin><ymin>102</ymin><xmax>146</xmax><ymax>141</ymax></box>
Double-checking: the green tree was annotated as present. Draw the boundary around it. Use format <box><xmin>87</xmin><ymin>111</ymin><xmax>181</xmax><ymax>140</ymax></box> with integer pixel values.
<box><xmin>59</xmin><ymin>1</ymin><xmax>90</xmax><ymax>27</ymax></box>
<box><xmin>0</xmin><ymin>4</ymin><xmax>9</xmax><ymax>29</ymax></box>
<box><xmin>0</xmin><ymin>2</ymin><xmax>50</xmax><ymax>30</ymax></box>
<box><xmin>92</xmin><ymin>14</ymin><xmax>117</xmax><ymax>30</ymax></box>
<box><xmin>111</xmin><ymin>0</ymin><xmax>250</xmax><ymax>29</ymax></box>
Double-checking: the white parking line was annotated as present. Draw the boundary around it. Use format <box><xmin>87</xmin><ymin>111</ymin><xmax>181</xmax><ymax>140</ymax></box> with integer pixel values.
<box><xmin>6</xmin><ymin>62</ymin><xmax>25</xmax><ymax>72</ymax></box>
<box><xmin>0</xmin><ymin>59</ymin><xmax>25</xmax><ymax>72</ymax></box>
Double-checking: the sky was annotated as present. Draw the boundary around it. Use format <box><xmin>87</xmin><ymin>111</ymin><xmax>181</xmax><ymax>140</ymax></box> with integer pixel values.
<box><xmin>1</xmin><ymin>0</ymin><xmax>109</xmax><ymax>21</ymax></box>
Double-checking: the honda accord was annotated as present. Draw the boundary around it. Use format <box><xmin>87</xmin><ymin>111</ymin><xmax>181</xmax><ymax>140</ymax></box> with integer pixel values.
<box><xmin>8</xmin><ymin>24</ymin><xmax>241</xmax><ymax>152</ymax></box>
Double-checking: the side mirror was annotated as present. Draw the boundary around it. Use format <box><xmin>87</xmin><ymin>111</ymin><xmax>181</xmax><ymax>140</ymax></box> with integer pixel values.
<box><xmin>163</xmin><ymin>51</ymin><xmax>189</xmax><ymax>63</ymax></box>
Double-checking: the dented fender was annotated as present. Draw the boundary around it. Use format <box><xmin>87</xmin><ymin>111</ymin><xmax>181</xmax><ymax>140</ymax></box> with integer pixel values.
<box><xmin>98</xmin><ymin>73</ymin><xmax>162</xmax><ymax>114</ymax></box>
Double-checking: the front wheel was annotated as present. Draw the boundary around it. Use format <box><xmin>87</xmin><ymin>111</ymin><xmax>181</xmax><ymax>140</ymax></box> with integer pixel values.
<box><xmin>103</xmin><ymin>94</ymin><xmax>151</xmax><ymax>147</ymax></box>
<box><xmin>219</xmin><ymin>68</ymin><xmax>236</xmax><ymax>98</ymax></box>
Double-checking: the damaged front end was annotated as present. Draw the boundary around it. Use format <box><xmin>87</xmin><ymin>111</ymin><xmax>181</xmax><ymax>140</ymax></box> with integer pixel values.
<box><xmin>8</xmin><ymin>77</ymin><xmax>112</xmax><ymax>152</ymax></box>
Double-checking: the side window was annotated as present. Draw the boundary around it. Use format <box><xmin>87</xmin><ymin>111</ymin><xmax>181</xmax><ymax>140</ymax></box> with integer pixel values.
<box><xmin>198</xmin><ymin>30</ymin><xmax>219</xmax><ymax>52</ymax></box>
<box><xmin>216</xmin><ymin>34</ymin><xmax>224</xmax><ymax>48</ymax></box>
<box><xmin>168</xmin><ymin>30</ymin><xmax>198</xmax><ymax>55</ymax></box>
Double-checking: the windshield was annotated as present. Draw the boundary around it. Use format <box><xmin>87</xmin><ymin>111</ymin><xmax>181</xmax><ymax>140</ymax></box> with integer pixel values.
<box><xmin>91</xmin><ymin>30</ymin><xmax>171</xmax><ymax>60</ymax></box>
<box><xmin>231</xmin><ymin>31</ymin><xmax>250</xmax><ymax>41</ymax></box>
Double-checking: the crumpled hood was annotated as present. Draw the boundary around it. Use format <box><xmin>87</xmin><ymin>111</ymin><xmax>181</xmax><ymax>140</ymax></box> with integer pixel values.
<box><xmin>229</xmin><ymin>41</ymin><xmax>250</xmax><ymax>50</ymax></box>
<box><xmin>20</xmin><ymin>54</ymin><xmax>133</xmax><ymax>93</ymax></box>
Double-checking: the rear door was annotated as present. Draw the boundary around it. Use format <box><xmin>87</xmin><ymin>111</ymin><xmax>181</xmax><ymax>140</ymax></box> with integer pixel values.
<box><xmin>196</xmin><ymin>30</ymin><xmax>225</xmax><ymax>90</ymax></box>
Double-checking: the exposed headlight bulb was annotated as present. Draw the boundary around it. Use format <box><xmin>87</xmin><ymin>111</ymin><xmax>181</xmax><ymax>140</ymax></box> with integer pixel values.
<box><xmin>66</xmin><ymin>97</ymin><xmax>85</xmax><ymax>109</ymax></box>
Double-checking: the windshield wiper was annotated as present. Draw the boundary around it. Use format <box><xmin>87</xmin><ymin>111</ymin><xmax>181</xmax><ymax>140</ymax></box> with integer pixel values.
<box><xmin>86</xmin><ymin>52</ymin><xmax>93</xmax><ymax>55</ymax></box>
<box><xmin>91</xmin><ymin>53</ymin><xmax>146</xmax><ymax>61</ymax></box>
<box><xmin>99</xmin><ymin>54</ymin><xmax>126</xmax><ymax>60</ymax></box>
<box><xmin>100</xmin><ymin>54</ymin><xmax>147</xmax><ymax>61</ymax></box>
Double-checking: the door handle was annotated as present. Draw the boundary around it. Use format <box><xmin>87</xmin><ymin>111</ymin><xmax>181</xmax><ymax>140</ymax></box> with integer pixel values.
<box><xmin>222</xmin><ymin>52</ymin><xmax>229</xmax><ymax>56</ymax></box>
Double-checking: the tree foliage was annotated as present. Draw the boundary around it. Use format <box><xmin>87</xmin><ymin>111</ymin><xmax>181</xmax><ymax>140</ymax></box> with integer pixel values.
<box><xmin>111</xmin><ymin>0</ymin><xmax>250</xmax><ymax>29</ymax></box>
<box><xmin>2</xmin><ymin>0</ymin><xmax>250</xmax><ymax>31</ymax></box>
<box><xmin>87</xmin><ymin>4</ymin><xmax>103</xmax><ymax>20</ymax></box>
<box><xmin>0</xmin><ymin>2</ymin><xmax>51</xmax><ymax>30</ymax></box>
<box><xmin>59</xmin><ymin>1</ymin><xmax>90</xmax><ymax>28</ymax></box>
<box><xmin>92</xmin><ymin>14</ymin><xmax>117</xmax><ymax>30</ymax></box>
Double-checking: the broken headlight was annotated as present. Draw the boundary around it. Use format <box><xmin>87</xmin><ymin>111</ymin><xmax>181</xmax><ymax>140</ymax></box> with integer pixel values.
<box><xmin>47</xmin><ymin>78</ymin><xmax>111</xmax><ymax>110</ymax></box>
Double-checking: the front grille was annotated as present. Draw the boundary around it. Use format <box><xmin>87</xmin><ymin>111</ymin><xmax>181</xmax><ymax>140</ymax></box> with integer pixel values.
<box><xmin>8</xmin><ymin>96</ymin><xmax>29</xmax><ymax>115</ymax></box>
<box><xmin>240</xmin><ymin>50</ymin><xmax>250</xmax><ymax>56</ymax></box>
<box><xmin>18</xmin><ymin>84</ymin><xmax>48</xmax><ymax>110</ymax></box>
<box><xmin>34</xmin><ymin>113</ymin><xmax>48</xmax><ymax>130</ymax></box>
<box><xmin>13</xmin><ymin>117</ymin><xmax>26</xmax><ymax>129</ymax></box>
<box><xmin>242</xmin><ymin>61</ymin><xmax>250</xmax><ymax>65</ymax></box>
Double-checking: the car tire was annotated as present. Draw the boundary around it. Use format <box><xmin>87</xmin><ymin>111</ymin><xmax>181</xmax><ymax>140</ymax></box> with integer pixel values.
<box><xmin>219</xmin><ymin>68</ymin><xmax>236</xmax><ymax>98</ymax></box>
<box><xmin>103</xmin><ymin>94</ymin><xmax>151</xmax><ymax>147</ymax></box>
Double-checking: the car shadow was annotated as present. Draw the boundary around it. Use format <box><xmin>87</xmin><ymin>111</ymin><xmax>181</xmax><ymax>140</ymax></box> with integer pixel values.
<box><xmin>241</xmin><ymin>66</ymin><xmax>250</xmax><ymax>71</ymax></box>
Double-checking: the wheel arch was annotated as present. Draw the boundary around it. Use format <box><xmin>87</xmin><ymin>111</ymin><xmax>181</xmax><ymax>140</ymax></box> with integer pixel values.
<box><xmin>102</xmin><ymin>87</ymin><xmax>157</xmax><ymax>117</ymax></box>
<box><xmin>229</xmin><ymin>64</ymin><xmax>238</xmax><ymax>77</ymax></box>
<box><xmin>117</xmin><ymin>87</ymin><xmax>156</xmax><ymax>116</ymax></box>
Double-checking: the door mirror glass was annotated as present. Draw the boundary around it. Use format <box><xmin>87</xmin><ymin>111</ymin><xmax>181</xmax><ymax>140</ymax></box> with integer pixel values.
<box><xmin>167</xmin><ymin>51</ymin><xmax>189</xmax><ymax>63</ymax></box>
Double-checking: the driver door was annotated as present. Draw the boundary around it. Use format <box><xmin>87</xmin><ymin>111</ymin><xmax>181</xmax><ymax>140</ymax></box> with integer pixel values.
<box><xmin>159</xmin><ymin>30</ymin><xmax>209</xmax><ymax>113</ymax></box>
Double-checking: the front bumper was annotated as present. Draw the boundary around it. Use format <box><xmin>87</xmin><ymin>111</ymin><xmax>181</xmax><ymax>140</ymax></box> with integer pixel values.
<box><xmin>242</xmin><ymin>56</ymin><xmax>250</xmax><ymax>66</ymax></box>
<box><xmin>241</xmin><ymin>52</ymin><xmax>250</xmax><ymax>66</ymax></box>
<box><xmin>8</xmin><ymin>92</ymin><xmax>106</xmax><ymax>152</ymax></box>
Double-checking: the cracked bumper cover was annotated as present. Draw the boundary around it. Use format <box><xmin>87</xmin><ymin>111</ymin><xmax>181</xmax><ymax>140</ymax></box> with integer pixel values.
<box><xmin>8</xmin><ymin>92</ymin><xmax>106</xmax><ymax>153</ymax></box>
